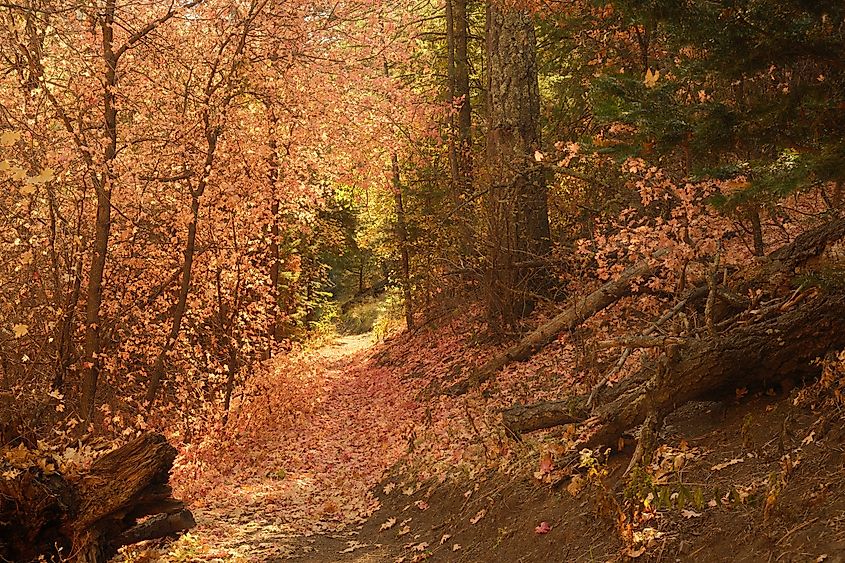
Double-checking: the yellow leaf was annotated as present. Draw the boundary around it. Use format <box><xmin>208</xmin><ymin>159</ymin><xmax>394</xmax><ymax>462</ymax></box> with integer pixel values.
<box><xmin>12</xmin><ymin>168</ymin><xmax>26</xmax><ymax>180</ymax></box>
<box><xmin>20</xmin><ymin>184</ymin><xmax>36</xmax><ymax>196</ymax></box>
<box><xmin>644</xmin><ymin>68</ymin><xmax>660</xmax><ymax>88</ymax></box>
<box><xmin>12</xmin><ymin>324</ymin><xmax>28</xmax><ymax>338</ymax></box>
<box><xmin>26</xmin><ymin>167</ymin><xmax>54</xmax><ymax>185</ymax></box>
<box><xmin>0</xmin><ymin>131</ymin><xmax>21</xmax><ymax>146</ymax></box>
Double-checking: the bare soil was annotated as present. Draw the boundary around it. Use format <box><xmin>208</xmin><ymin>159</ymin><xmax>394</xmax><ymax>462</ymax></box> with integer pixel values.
<box><xmin>292</xmin><ymin>391</ymin><xmax>845</xmax><ymax>562</ymax></box>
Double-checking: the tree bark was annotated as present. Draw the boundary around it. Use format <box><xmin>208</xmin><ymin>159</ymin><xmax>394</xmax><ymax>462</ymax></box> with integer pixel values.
<box><xmin>80</xmin><ymin>0</ymin><xmax>118</xmax><ymax>424</ymax></box>
<box><xmin>268</xmin><ymin>112</ymin><xmax>282</xmax><ymax>351</ymax></box>
<box><xmin>0</xmin><ymin>433</ymin><xmax>193</xmax><ymax>563</ymax></box>
<box><xmin>446</xmin><ymin>0</ymin><xmax>472</xmax><ymax>197</ymax></box>
<box><xmin>484</xmin><ymin>1</ymin><xmax>550</xmax><ymax>329</ymax></box>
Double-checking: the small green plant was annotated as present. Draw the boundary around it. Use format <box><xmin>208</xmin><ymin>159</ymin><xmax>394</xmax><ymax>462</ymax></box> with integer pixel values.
<box><xmin>793</xmin><ymin>268</ymin><xmax>845</xmax><ymax>293</ymax></box>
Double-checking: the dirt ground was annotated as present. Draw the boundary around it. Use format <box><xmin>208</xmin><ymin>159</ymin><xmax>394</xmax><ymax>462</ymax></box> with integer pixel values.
<box><xmin>132</xmin><ymin>329</ymin><xmax>845</xmax><ymax>563</ymax></box>
<box><xmin>289</xmin><ymin>392</ymin><xmax>845</xmax><ymax>562</ymax></box>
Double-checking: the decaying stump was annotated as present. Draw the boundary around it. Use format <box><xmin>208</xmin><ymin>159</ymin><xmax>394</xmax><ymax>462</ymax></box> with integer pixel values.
<box><xmin>0</xmin><ymin>432</ymin><xmax>194</xmax><ymax>562</ymax></box>
<box><xmin>499</xmin><ymin>217</ymin><xmax>845</xmax><ymax>457</ymax></box>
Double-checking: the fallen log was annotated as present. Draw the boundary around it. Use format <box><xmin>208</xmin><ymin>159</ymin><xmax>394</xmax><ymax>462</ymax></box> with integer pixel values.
<box><xmin>447</xmin><ymin>250</ymin><xmax>668</xmax><ymax>395</ymax></box>
<box><xmin>503</xmin><ymin>291</ymin><xmax>845</xmax><ymax>441</ymax></box>
<box><xmin>585</xmin><ymin>291</ymin><xmax>845</xmax><ymax>450</ymax></box>
<box><xmin>0</xmin><ymin>432</ymin><xmax>193</xmax><ymax>563</ymax></box>
<box><xmin>502</xmin><ymin>399</ymin><xmax>587</xmax><ymax>435</ymax></box>
<box><xmin>501</xmin><ymin>217</ymin><xmax>845</xmax><ymax>439</ymax></box>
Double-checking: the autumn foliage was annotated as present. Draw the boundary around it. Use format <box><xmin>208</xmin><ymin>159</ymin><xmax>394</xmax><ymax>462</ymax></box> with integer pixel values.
<box><xmin>1</xmin><ymin>0</ymin><xmax>845</xmax><ymax>560</ymax></box>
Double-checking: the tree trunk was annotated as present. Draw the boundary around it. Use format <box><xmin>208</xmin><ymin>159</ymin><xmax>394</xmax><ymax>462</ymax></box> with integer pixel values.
<box><xmin>0</xmin><ymin>433</ymin><xmax>193</xmax><ymax>563</ymax></box>
<box><xmin>484</xmin><ymin>1</ymin><xmax>550</xmax><ymax>329</ymax></box>
<box><xmin>267</xmin><ymin>111</ymin><xmax>282</xmax><ymax>354</ymax></box>
<box><xmin>446</xmin><ymin>0</ymin><xmax>472</xmax><ymax>196</ymax></box>
<box><xmin>383</xmin><ymin>58</ymin><xmax>414</xmax><ymax>331</ymax></box>
<box><xmin>80</xmin><ymin>0</ymin><xmax>118</xmax><ymax>424</ymax></box>
<box><xmin>392</xmin><ymin>154</ymin><xmax>415</xmax><ymax>330</ymax></box>
<box><xmin>146</xmin><ymin>128</ymin><xmax>218</xmax><ymax>404</ymax></box>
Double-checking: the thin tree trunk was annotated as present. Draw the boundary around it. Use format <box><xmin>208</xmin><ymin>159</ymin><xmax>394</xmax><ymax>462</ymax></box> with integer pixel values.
<box><xmin>454</xmin><ymin>0</ymin><xmax>471</xmax><ymax>175</ymax></box>
<box><xmin>146</xmin><ymin>128</ymin><xmax>218</xmax><ymax>404</ymax></box>
<box><xmin>750</xmin><ymin>206</ymin><xmax>765</xmax><ymax>256</ymax></box>
<box><xmin>448</xmin><ymin>251</ymin><xmax>666</xmax><ymax>395</ymax></box>
<box><xmin>267</xmin><ymin>112</ymin><xmax>282</xmax><ymax>352</ymax></box>
<box><xmin>51</xmin><ymin>190</ymin><xmax>86</xmax><ymax>391</ymax></box>
<box><xmin>80</xmin><ymin>0</ymin><xmax>118</xmax><ymax>423</ymax></box>
<box><xmin>392</xmin><ymin>154</ymin><xmax>415</xmax><ymax>330</ymax></box>
<box><xmin>383</xmin><ymin>57</ymin><xmax>415</xmax><ymax>330</ymax></box>
<box><xmin>217</xmin><ymin>255</ymin><xmax>242</xmax><ymax>424</ymax></box>
<box><xmin>54</xmin><ymin>241</ymin><xmax>85</xmax><ymax>391</ymax></box>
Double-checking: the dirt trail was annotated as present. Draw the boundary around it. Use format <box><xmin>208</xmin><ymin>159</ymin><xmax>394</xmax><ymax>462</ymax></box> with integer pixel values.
<box><xmin>159</xmin><ymin>332</ymin><xmax>419</xmax><ymax>563</ymax></box>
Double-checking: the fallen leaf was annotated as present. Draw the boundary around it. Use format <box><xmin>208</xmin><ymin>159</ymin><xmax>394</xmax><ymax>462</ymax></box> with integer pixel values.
<box><xmin>470</xmin><ymin>509</ymin><xmax>486</xmax><ymax>524</ymax></box>
<box><xmin>339</xmin><ymin>541</ymin><xmax>367</xmax><ymax>553</ymax></box>
<box><xmin>535</xmin><ymin>521</ymin><xmax>551</xmax><ymax>534</ymax></box>
<box><xmin>452</xmin><ymin>544</ymin><xmax>461</xmax><ymax>552</ymax></box>
<box><xmin>710</xmin><ymin>458</ymin><xmax>743</xmax><ymax>471</ymax></box>
<box><xmin>439</xmin><ymin>534</ymin><xmax>451</xmax><ymax>545</ymax></box>
<box><xmin>380</xmin><ymin>517</ymin><xmax>397</xmax><ymax>531</ymax></box>
<box><xmin>681</xmin><ymin>509</ymin><xmax>702</xmax><ymax>519</ymax></box>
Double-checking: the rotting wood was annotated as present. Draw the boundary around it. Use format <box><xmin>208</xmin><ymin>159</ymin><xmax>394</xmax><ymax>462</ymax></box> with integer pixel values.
<box><xmin>0</xmin><ymin>432</ymin><xmax>192</xmax><ymax>563</ymax></box>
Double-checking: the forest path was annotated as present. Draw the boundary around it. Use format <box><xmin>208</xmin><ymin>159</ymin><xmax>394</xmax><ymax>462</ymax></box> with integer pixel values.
<box><xmin>168</xmin><ymin>331</ymin><xmax>419</xmax><ymax>562</ymax></box>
